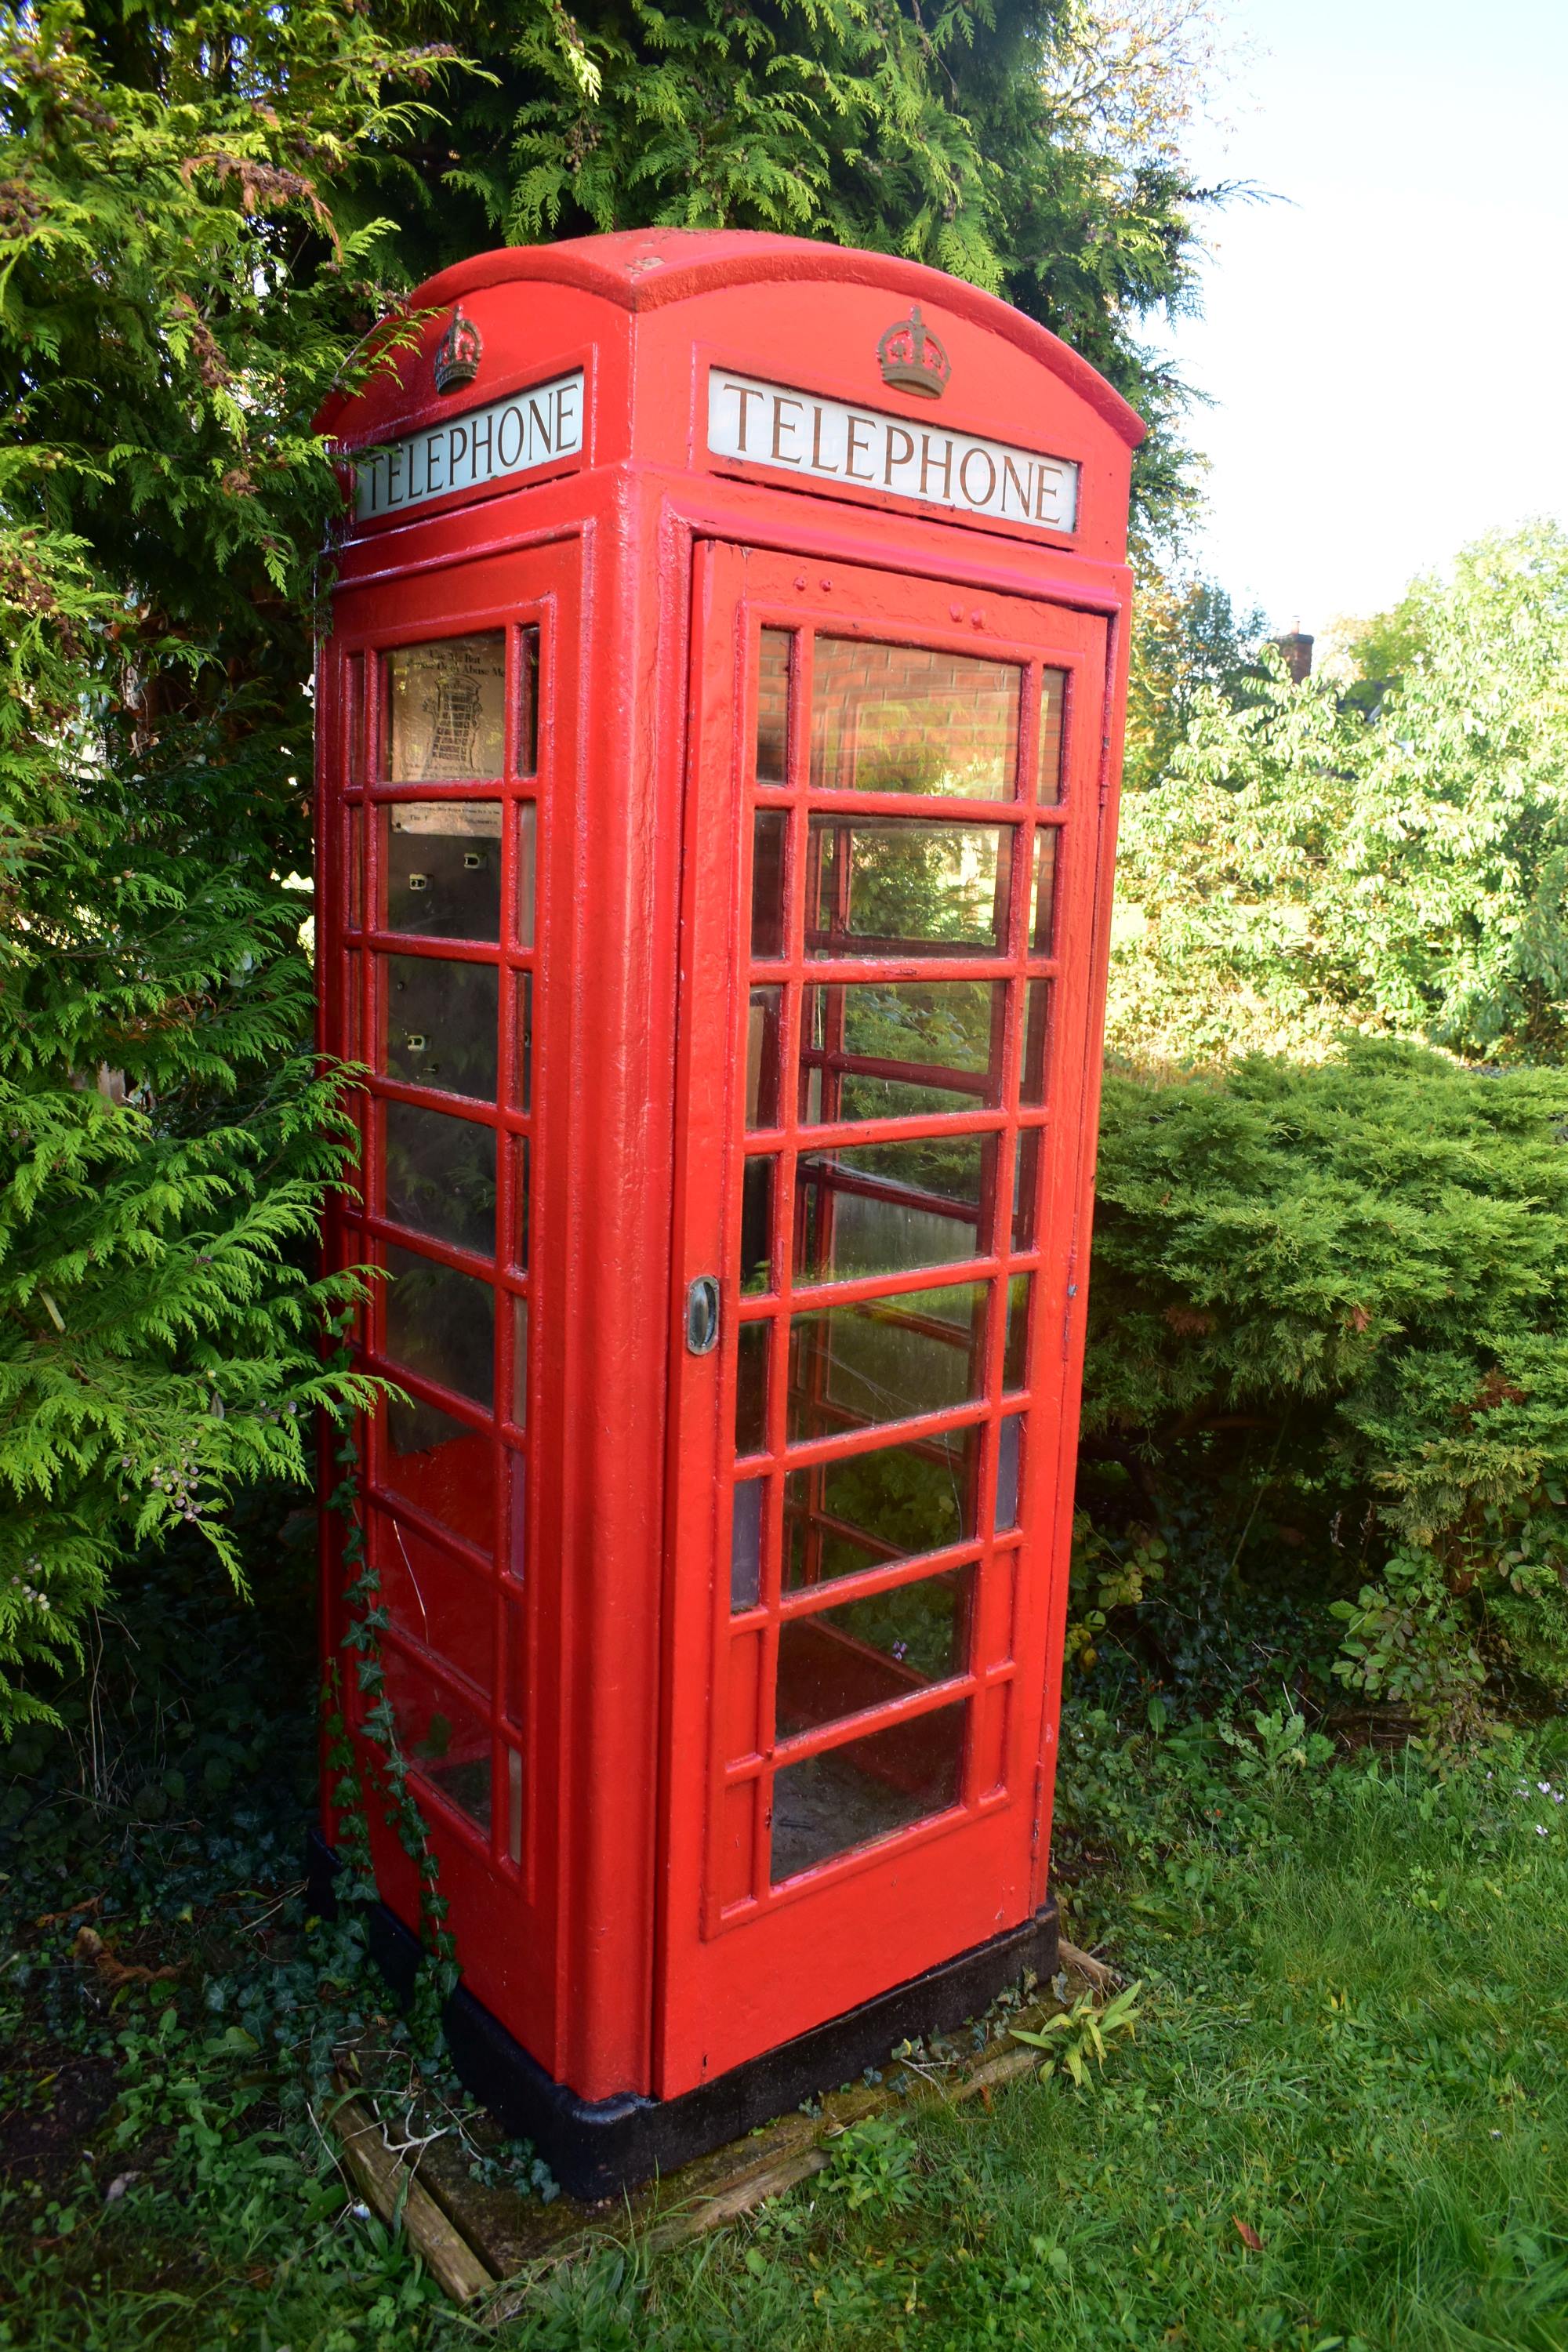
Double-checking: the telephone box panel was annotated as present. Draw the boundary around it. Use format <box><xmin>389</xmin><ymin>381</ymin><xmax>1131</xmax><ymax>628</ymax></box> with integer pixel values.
<box><xmin>314</xmin><ymin>230</ymin><xmax>1140</xmax><ymax>2195</ymax></box>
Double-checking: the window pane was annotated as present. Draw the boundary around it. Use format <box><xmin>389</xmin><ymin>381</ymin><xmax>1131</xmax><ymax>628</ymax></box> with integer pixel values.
<box><xmin>511</xmin><ymin>1136</ymin><xmax>529</xmax><ymax>1272</ymax></box>
<box><xmin>383</xmin><ymin>802</ymin><xmax>502</xmax><ymax>941</ymax></box>
<box><xmin>372</xmin><ymin>1509</ymin><xmax>492</xmax><ymax>1693</ymax></box>
<box><xmin>383</xmin><ymin>1646</ymin><xmax>492</xmax><ymax>1832</ymax></box>
<box><xmin>383</xmin><ymin>632</ymin><xmax>506</xmax><ymax>782</ymax></box>
<box><xmin>517</xmin><ymin>625</ymin><xmax>540</xmax><ymax>778</ymax></box>
<box><xmin>382</xmin><ymin>1393</ymin><xmax>493</xmax><ymax>1549</ymax></box>
<box><xmin>347</xmin><ymin>652</ymin><xmax>365</xmax><ymax>783</ymax></box>
<box><xmin>757</xmin><ymin>628</ymin><xmax>793</xmax><ymax>783</ymax></box>
<box><xmin>769</xmin><ymin>1700</ymin><xmax>967</xmax><ymax>1881</ymax></box>
<box><xmin>795</xmin><ymin>1136</ymin><xmax>990</xmax><ymax>1284</ymax></box>
<box><xmin>788</xmin><ymin>1281</ymin><xmax>986</xmax><ymax>1443</ymax></box>
<box><xmin>383</xmin><ymin>1101</ymin><xmax>495</xmax><ymax>1258</ymax></box>
<box><xmin>382</xmin><ymin>956</ymin><xmax>498</xmax><ymax>1101</ymax></box>
<box><xmin>735</xmin><ymin>1319</ymin><xmax>770</xmax><ymax>1456</ymax></box>
<box><xmin>1037</xmin><ymin>670</ymin><xmax>1066</xmax><ymax>804</ymax></box>
<box><xmin>807</xmin><ymin>818</ymin><xmax>1011</xmax><ymax>958</ymax></box>
<box><xmin>811</xmin><ymin>639</ymin><xmax>1020</xmax><ymax>800</ymax></box>
<box><xmin>777</xmin><ymin>1568</ymin><xmax>972</xmax><ymax>1740</ymax></box>
<box><xmin>347</xmin><ymin>806</ymin><xmax>364</xmax><ymax>934</ymax></box>
<box><xmin>1004</xmin><ymin>1273</ymin><xmax>1031</xmax><ymax>1391</ymax></box>
<box><xmin>995</xmin><ymin>1414</ymin><xmax>1022</xmax><ymax>1533</ymax></box>
<box><xmin>1012</xmin><ymin>1128</ymin><xmax>1041</xmax><ymax>1252</ymax></box>
<box><xmin>739</xmin><ymin>1156</ymin><xmax>775</xmax><ymax>1296</ymax></box>
<box><xmin>731</xmin><ymin>1478</ymin><xmax>764</xmax><ymax>1612</ymax></box>
<box><xmin>784</xmin><ymin>1427</ymin><xmax>979</xmax><ymax>1589</ymax></box>
<box><xmin>1019</xmin><ymin>978</ymin><xmax>1051</xmax><ymax>1109</ymax></box>
<box><xmin>515</xmin><ymin>803</ymin><xmax>536</xmax><ymax>949</ymax></box>
<box><xmin>384</xmin><ymin>1243</ymin><xmax>495</xmax><ymax>1410</ymax></box>
<box><xmin>746</xmin><ymin>985</ymin><xmax>782</xmax><ymax>1129</ymax></box>
<box><xmin>801</xmin><ymin>981</ymin><xmax>1004</xmax><ymax>1123</ymax></box>
<box><xmin>1029</xmin><ymin>827</ymin><xmax>1057</xmax><ymax>954</ymax></box>
<box><xmin>751</xmin><ymin>811</ymin><xmax>787</xmax><ymax>957</ymax></box>
<box><xmin>514</xmin><ymin>971</ymin><xmax>532</xmax><ymax>1112</ymax></box>
<box><xmin>511</xmin><ymin>1294</ymin><xmax>528</xmax><ymax>1429</ymax></box>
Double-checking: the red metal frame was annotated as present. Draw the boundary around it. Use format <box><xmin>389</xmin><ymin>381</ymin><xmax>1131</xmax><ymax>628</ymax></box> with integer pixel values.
<box><xmin>316</xmin><ymin>230</ymin><xmax>1138</xmax><ymax>2111</ymax></box>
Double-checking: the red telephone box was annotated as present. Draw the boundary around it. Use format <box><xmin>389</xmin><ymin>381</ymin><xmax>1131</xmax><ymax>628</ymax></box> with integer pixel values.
<box><xmin>313</xmin><ymin>230</ymin><xmax>1140</xmax><ymax>2198</ymax></box>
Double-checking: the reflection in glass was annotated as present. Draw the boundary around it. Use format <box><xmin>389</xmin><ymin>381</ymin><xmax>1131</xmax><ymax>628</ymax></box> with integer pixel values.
<box><xmin>769</xmin><ymin>1700</ymin><xmax>966</xmax><ymax>1881</ymax></box>
<box><xmin>1029</xmin><ymin>827</ymin><xmax>1057</xmax><ymax>953</ymax></box>
<box><xmin>731</xmin><ymin>1479</ymin><xmax>764</xmax><ymax>1612</ymax></box>
<box><xmin>1037</xmin><ymin>670</ymin><xmax>1066</xmax><ymax>803</ymax></box>
<box><xmin>517</xmin><ymin>625</ymin><xmax>540</xmax><ymax>777</ymax></box>
<box><xmin>1012</xmin><ymin>1128</ymin><xmax>1041</xmax><ymax>1252</ymax></box>
<box><xmin>347</xmin><ymin>806</ymin><xmax>364</xmax><ymax>934</ymax></box>
<box><xmin>511</xmin><ymin>1294</ymin><xmax>528</xmax><ymax>1430</ymax></box>
<box><xmin>751</xmin><ymin>811</ymin><xmax>787</xmax><ymax>958</ymax></box>
<box><xmin>735</xmin><ymin>1319</ymin><xmax>770</xmax><ymax>1456</ymax></box>
<box><xmin>1004</xmin><ymin>1274</ymin><xmax>1031</xmax><ymax>1391</ymax></box>
<box><xmin>739</xmin><ymin>1157</ymin><xmax>775</xmax><ymax>1296</ymax></box>
<box><xmin>1019</xmin><ymin>978</ymin><xmax>1051</xmax><ymax>1108</ymax></box>
<box><xmin>514</xmin><ymin>971</ymin><xmax>532</xmax><ymax>1113</ymax></box>
<box><xmin>796</xmin><ymin>1137</ymin><xmax>989</xmax><ymax>1285</ymax></box>
<box><xmin>788</xmin><ymin>1281</ymin><xmax>985</xmax><ymax>1442</ymax></box>
<box><xmin>776</xmin><ymin>1568</ymin><xmax>971</xmax><ymax>1740</ymax></box>
<box><xmin>384</xmin><ymin>1243</ymin><xmax>495</xmax><ymax>1409</ymax></box>
<box><xmin>373</xmin><ymin>1509</ymin><xmax>492</xmax><ymax>1692</ymax></box>
<box><xmin>512</xmin><ymin>1136</ymin><xmax>530</xmax><ymax>1272</ymax></box>
<box><xmin>516</xmin><ymin>803</ymin><xmax>536</xmax><ymax>948</ymax></box>
<box><xmin>384</xmin><ymin>802</ymin><xmax>503</xmax><ymax>940</ymax></box>
<box><xmin>384</xmin><ymin>632</ymin><xmax>506</xmax><ymax>781</ymax></box>
<box><xmin>811</xmin><ymin>638</ymin><xmax>1019</xmax><ymax>799</ymax></box>
<box><xmin>784</xmin><ymin>1428</ymin><xmax>978</xmax><ymax>1588</ymax></box>
<box><xmin>757</xmin><ymin>628</ymin><xmax>793</xmax><ymax>783</ymax></box>
<box><xmin>746</xmin><ymin>985</ymin><xmax>782</xmax><ymax>1129</ymax></box>
<box><xmin>383</xmin><ymin>1645</ymin><xmax>492</xmax><ymax>1831</ymax></box>
<box><xmin>506</xmin><ymin>1748</ymin><xmax>524</xmax><ymax>1867</ymax></box>
<box><xmin>382</xmin><ymin>1393</ymin><xmax>494</xmax><ymax>1551</ymax></box>
<box><xmin>347</xmin><ymin>652</ymin><xmax>365</xmax><ymax>783</ymax></box>
<box><xmin>995</xmin><ymin>1414</ymin><xmax>1022</xmax><ymax>1532</ymax></box>
<box><xmin>800</xmin><ymin>981</ymin><xmax>1004</xmax><ymax>1123</ymax></box>
<box><xmin>383</xmin><ymin>1101</ymin><xmax>495</xmax><ymax>1258</ymax></box>
<box><xmin>383</xmin><ymin>956</ymin><xmax>498</xmax><ymax>1100</ymax></box>
<box><xmin>807</xmin><ymin>818</ymin><xmax>1010</xmax><ymax>958</ymax></box>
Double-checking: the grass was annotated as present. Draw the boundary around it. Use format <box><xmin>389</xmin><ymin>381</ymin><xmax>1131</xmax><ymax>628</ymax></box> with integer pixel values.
<box><xmin>5</xmin><ymin>1543</ymin><xmax>1568</xmax><ymax>2351</ymax></box>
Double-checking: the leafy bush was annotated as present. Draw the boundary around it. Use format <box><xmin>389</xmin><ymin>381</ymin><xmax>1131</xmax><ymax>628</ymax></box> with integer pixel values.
<box><xmin>1078</xmin><ymin>1041</ymin><xmax>1568</xmax><ymax>1726</ymax></box>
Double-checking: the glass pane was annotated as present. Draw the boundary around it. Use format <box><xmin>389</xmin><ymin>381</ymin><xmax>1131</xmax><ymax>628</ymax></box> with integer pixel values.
<box><xmin>383</xmin><ymin>1101</ymin><xmax>495</xmax><ymax>1258</ymax></box>
<box><xmin>785</xmin><ymin>1427</ymin><xmax>979</xmax><ymax>1588</ymax></box>
<box><xmin>347</xmin><ymin>805</ymin><xmax>364</xmax><ymax>934</ymax></box>
<box><xmin>800</xmin><ymin>981</ymin><xmax>1004</xmax><ymax>1123</ymax></box>
<box><xmin>795</xmin><ymin>1136</ymin><xmax>990</xmax><ymax>1284</ymax></box>
<box><xmin>731</xmin><ymin>1479</ymin><xmax>764</xmax><ymax>1612</ymax></box>
<box><xmin>515</xmin><ymin>803</ymin><xmax>536</xmax><ymax>948</ymax></box>
<box><xmin>383</xmin><ymin>1646</ymin><xmax>492</xmax><ymax>1832</ymax></box>
<box><xmin>506</xmin><ymin>1748</ymin><xmax>524</xmax><ymax>1867</ymax></box>
<box><xmin>769</xmin><ymin>1700</ymin><xmax>967</xmax><ymax>1882</ymax></box>
<box><xmin>514</xmin><ymin>971</ymin><xmax>532</xmax><ymax>1112</ymax></box>
<box><xmin>788</xmin><ymin>1280</ymin><xmax>986</xmax><ymax>1443</ymax></box>
<box><xmin>1004</xmin><ymin>1274</ymin><xmax>1031</xmax><ymax>1391</ymax></box>
<box><xmin>511</xmin><ymin>1294</ymin><xmax>528</xmax><ymax>1429</ymax></box>
<box><xmin>383</xmin><ymin>632</ymin><xmax>506</xmax><ymax>782</ymax></box>
<box><xmin>383</xmin><ymin>1243</ymin><xmax>495</xmax><ymax>1410</ymax></box>
<box><xmin>777</xmin><ymin>1568</ymin><xmax>972</xmax><ymax>1740</ymax></box>
<box><xmin>347</xmin><ymin>652</ymin><xmax>365</xmax><ymax>783</ymax></box>
<box><xmin>746</xmin><ymin>985</ymin><xmax>782</xmax><ymax>1129</ymax></box>
<box><xmin>995</xmin><ymin>1414</ymin><xmax>1022</xmax><ymax>1533</ymax></box>
<box><xmin>384</xmin><ymin>802</ymin><xmax>502</xmax><ymax>941</ymax></box>
<box><xmin>1019</xmin><ymin>979</ymin><xmax>1051</xmax><ymax>1108</ymax></box>
<box><xmin>382</xmin><ymin>1393</ymin><xmax>494</xmax><ymax>1551</ymax></box>
<box><xmin>735</xmin><ymin>1319</ymin><xmax>770</xmax><ymax>1456</ymax></box>
<box><xmin>512</xmin><ymin>1136</ymin><xmax>529</xmax><ymax>1272</ymax></box>
<box><xmin>751</xmin><ymin>811</ymin><xmax>787</xmax><ymax>958</ymax></box>
<box><xmin>811</xmin><ymin>639</ymin><xmax>1019</xmax><ymax>800</ymax></box>
<box><xmin>373</xmin><ymin>1510</ymin><xmax>492</xmax><ymax>1693</ymax></box>
<box><xmin>504</xmin><ymin>1596</ymin><xmax>526</xmax><ymax>1728</ymax></box>
<box><xmin>1037</xmin><ymin>670</ymin><xmax>1066</xmax><ymax>804</ymax></box>
<box><xmin>517</xmin><ymin>625</ymin><xmax>540</xmax><ymax>777</ymax></box>
<box><xmin>1029</xmin><ymin>827</ymin><xmax>1057</xmax><ymax>954</ymax></box>
<box><xmin>807</xmin><ymin>818</ymin><xmax>1011</xmax><ymax>958</ymax></box>
<box><xmin>383</xmin><ymin>956</ymin><xmax>498</xmax><ymax>1101</ymax></box>
<box><xmin>739</xmin><ymin>1156</ymin><xmax>775</xmax><ymax>1296</ymax></box>
<box><xmin>757</xmin><ymin>628</ymin><xmax>793</xmax><ymax>783</ymax></box>
<box><xmin>1012</xmin><ymin>1128</ymin><xmax>1041</xmax><ymax>1252</ymax></box>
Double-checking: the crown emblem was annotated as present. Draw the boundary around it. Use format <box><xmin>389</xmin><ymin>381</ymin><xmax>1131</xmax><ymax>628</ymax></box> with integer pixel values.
<box><xmin>877</xmin><ymin>306</ymin><xmax>950</xmax><ymax>400</ymax></box>
<box><xmin>433</xmin><ymin>305</ymin><xmax>482</xmax><ymax>394</ymax></box>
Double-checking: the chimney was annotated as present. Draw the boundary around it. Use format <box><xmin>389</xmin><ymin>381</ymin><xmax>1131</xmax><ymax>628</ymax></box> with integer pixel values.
<box><xmin>1273</xmin><ymin>629</ymin><xmax>1314</xmax><ymax>685</ymax></box>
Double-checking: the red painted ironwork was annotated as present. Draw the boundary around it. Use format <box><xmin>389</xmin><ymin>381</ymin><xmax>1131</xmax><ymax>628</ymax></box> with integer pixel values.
<box><xmin>316</xmin><ymin>230</ymin><xmax>1140</xmax><ymax>2111</ymax></box>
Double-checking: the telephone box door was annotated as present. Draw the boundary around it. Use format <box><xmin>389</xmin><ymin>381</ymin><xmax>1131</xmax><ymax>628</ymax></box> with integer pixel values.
<box><xmin>659</xmin><ymin>543</ymin><xmax>1111</xmax><ymax>2092</ymax></box>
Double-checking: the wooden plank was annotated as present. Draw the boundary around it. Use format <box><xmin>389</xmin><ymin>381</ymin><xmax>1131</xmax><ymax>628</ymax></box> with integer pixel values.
<box><xmin>333</xmin><ymin>2094</ymin><xmax>496</xmax><ymax>2303</ymax></box>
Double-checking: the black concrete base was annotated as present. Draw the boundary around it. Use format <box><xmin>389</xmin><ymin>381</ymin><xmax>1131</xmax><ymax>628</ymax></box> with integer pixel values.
<box><xmin>307</xmin><ymin>1828</ymin><xmax>1058</xmax><ymax>2201</ymax></box>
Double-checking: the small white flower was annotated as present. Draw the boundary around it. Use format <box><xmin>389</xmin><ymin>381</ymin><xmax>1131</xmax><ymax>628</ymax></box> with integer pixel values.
<box><xmin>1536</xmin><ymin>1824</ymin><xmax>1549</xmax><ymax>1837</ymax></box>
<box><xmin>1539</xmin><ymin>1781</ymin><xmax>1552</xmax><ymax>1795</ymax></box>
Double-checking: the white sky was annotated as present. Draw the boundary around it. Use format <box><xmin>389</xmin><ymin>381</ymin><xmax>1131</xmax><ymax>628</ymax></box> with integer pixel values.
<box><xmin>1156</xmin><ymin>0</ymin><xmax>1568</xmax><ymax>637</ymax></box>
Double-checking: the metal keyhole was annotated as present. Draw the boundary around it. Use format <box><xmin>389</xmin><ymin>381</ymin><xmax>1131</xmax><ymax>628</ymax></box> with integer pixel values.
<box><xmin>685</xmin><ymin>1276</ymin><xmax>720</xmax><ymax>1356</ymax></box>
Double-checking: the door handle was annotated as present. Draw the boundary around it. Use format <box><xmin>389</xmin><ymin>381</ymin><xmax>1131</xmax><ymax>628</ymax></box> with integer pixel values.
<box><xmin>684</xmin><ymin>1276</ymin><xmax>720</xmax><ymax>1356</ymax></box>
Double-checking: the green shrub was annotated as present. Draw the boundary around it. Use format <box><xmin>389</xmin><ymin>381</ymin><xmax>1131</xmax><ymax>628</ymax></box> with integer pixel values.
<box><xmin>1079</xmin><ymin>1041</ymin><xmax>1568</xmax><ymax>1725</ymax></box>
